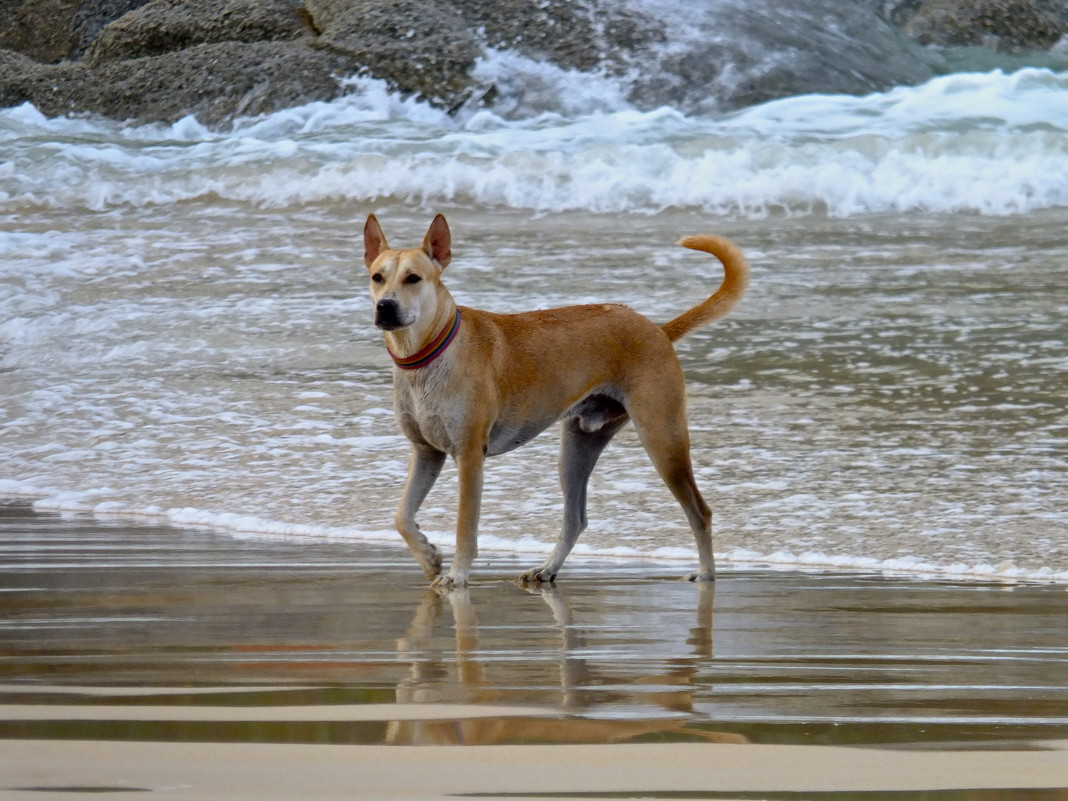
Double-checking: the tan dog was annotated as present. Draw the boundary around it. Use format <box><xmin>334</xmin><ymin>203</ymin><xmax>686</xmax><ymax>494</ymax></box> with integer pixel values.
<box><xmin>365</xmin><ymin>214</ymin><xmax>748</xmax><ymax>589</ymax></box>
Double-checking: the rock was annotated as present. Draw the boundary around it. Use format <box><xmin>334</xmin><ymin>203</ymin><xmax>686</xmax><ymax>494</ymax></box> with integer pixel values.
<box><xmin>0</xmin><ymin>0</ymin><xmax>149</xmax><ymax>62</ymax></box>
<box><xmin>903</xmin><ymin>0</ymin><xmax>1066</xmax><ymax>51</ymax></box>
<box><xmin>85</xmin><ymin>0</ymin><xmax>308</xmax><ymax>64</ymax></box>
<box><xmin>0</xmin><ymin>40</ymin><xmax>357</xmax><ymax>126</ymax></box>
<box><xmin>0</xmin><ymin>0</ymin><xmax>82</xmax><ymax>62</ymax></box>
<box><xmin>304</xmin><ymin>0</ymin><xmax>482</xmax><ymax>107</ymax></box>
<box><xmin>68</xmin><ymin>1</ymin><xmax>151</xmax><ymax>58</ymax></box>
<box><xmin>448</xmin><ymin>0</ymin><xmax>659</xmax><ymax>73</ymax></box>
<box><xmin>0</xmin><ymin>48</ymin><xmax>37</xmax><ymax>109</ymax></box>
<box><xmin>301</xmin><ymin>0</ymin><xmax>659</xmax><ymax>111</ymax></box>
<box><xmin>0</xmin><ymin>0</ymin><xmax>356</xmax><ymax>127</ymax></box>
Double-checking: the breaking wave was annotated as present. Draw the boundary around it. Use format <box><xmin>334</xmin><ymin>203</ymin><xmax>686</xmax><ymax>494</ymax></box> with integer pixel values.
<box><xmin>2</xmin><ymin>67</ymin><xmax>1066</xmax><ymax>217</ymax></box>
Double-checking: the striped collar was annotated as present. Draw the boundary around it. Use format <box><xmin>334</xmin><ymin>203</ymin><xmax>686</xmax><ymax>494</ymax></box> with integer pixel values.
<box><xmin>388</xmin><ymin>309</ymin><xmax>461</xmax><ymax>370</ymax></box>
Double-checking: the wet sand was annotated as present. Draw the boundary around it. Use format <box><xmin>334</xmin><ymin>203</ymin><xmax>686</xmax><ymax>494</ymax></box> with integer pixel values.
<box><xmin>1</xmin><ymin>501</ymin><xmax>1067</xmax><ymax>799</ymax></box>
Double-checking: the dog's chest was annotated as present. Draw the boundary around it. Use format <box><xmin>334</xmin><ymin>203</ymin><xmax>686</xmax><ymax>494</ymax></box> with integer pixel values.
<box><xmin>392</xmin><ymin>375</ymin><xmax>466</xmax><ymax>453</ymax></box>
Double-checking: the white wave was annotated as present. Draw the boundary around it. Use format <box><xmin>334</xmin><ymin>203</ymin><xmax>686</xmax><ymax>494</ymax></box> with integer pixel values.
<box><xmin>469</xmin><ymin>48</ymin><xmax>636</xmax><ymax>118</ymax></box>
<box><xmin>1</xmin><ymin>69</ymin><xmax>1067</xmax><ymax>216</ymax></box>
<box><xmin>721</xmin><ymin>67</ymin><xmax>1068</xmax><ymax>136</ymax></box>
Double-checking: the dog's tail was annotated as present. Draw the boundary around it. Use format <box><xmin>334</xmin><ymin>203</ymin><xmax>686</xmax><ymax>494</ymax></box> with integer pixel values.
<box><xmin>661</xmin><ymin>235</ymin><xmax>750</xmax><ymax>343</ymax></box>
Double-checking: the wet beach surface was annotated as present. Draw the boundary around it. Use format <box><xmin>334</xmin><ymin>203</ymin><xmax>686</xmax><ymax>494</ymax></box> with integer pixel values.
<box><xmin>2</xmin><ymin>501</ymin><xmax>1066</xmax><ymax>753</ymax></box>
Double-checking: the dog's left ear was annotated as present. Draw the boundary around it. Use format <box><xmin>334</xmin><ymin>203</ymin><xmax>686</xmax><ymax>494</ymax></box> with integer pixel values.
<box><xmin>364</xmin><ymin>214</ymin><xmax>388</xmax><ymax>269</ymax></box>
<box><xmin>422</xmin><ymin>214</ymin><xmax>452</xmax><ymax>270</ymax></box>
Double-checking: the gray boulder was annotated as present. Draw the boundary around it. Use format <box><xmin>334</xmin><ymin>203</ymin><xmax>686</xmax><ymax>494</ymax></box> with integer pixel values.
<box><xmin>303</xmin><ymin>0</ymin><xmax>482</xmax><ymax>108</ymax></box>
<box><xmin>0</xmin><ymin>0</ymin><xmax>148</xmax><ymax>62</ymax></box>
<box><xmin>0</xmin><ymin>0</ymin><xmax>654</xmax><ymax>125</ymax></box>
<box><xmin>0</xmin><ymin>40</ymin><xmax>356</xmax><ymax>126</ymax></box>
<box><xmin>0</xmin><ymin>0</ymin><xmax>359</xmax><ymax>126</ymax></box>
<box><xmin>904</xmin><ymin>0</ymin><xmax>1066</xmax><ymax>51</ymax></box>
<box><xmin>85</xmin><ymin>0</ymin><xmax>308</xmax><ymax>64</ymax></box>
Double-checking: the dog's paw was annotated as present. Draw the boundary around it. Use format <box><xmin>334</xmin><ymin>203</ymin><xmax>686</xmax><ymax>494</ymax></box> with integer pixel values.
<box><xmin>683</xmin><ymin>570</ymin><xmax>716</xmax><ymax>582</ymax></box>
<box><xmin>517</xmin><ymin>567</ymin><xmax>557</xmax><ymax>585</ymax></box>
<box><xmin>418</xmin><ymin>544</ymin><xmax>443</xmax><ymax>580</ymax></box>
<box><xmin>430</xmin><ymin>573</ymin><xmax>468</xmax><ymax>592</ymax></box>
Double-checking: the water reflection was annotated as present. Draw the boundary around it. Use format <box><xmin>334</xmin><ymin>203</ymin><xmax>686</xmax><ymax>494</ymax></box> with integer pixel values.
<box><xmin>385</xmin><ymin>583</ymin><xmax>746</xmax><ymax>745</ymax></box>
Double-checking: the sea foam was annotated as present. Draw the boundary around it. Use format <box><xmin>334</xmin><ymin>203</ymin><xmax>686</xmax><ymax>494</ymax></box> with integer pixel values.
<box><xmin>1</xmin><ymin>68</ymin><xmax>1066</xmax><ymax>217</ymax></box>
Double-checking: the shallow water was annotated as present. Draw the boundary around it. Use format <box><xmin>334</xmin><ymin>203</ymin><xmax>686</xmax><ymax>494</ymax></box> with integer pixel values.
<box><xmin>2</xmin><ymin>204</ymin><xmax>1066</xmax><ymax>581</ymax></box>
<box><xmin>3</xmin><ymin>504</ymin><xmax>1067</xmax><ymax>749</ymax></box>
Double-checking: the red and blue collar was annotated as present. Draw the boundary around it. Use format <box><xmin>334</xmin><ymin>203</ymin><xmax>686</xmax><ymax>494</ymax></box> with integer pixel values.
<box><xmin>388</xmin><ymin>309</ymin><xmax>461</xmax><ymax>370</ymax></box>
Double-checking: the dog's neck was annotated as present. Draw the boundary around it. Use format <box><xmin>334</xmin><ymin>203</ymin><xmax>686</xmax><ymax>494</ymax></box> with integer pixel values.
<box><xmin>382</xmin><ymin>299</ymin><xmax>459</xmax><ymax>365</ymax></box>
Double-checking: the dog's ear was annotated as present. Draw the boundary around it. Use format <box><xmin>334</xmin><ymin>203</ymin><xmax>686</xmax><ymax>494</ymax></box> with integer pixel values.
<box><xmin>364</xmin><ymin>214</ymin><xmax>388</xmax><ymax>269</ymax></box>
<box><xmin>422</xmin><ymin>214</ymin><xmax>452</xmax><ymax>270</ymax></box>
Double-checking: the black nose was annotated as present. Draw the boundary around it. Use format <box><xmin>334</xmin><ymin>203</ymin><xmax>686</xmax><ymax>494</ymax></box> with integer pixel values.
<box><xmin>375</xmin><ymin>298</ymin><xmax>403</xmax><ymax>330</ymax></box>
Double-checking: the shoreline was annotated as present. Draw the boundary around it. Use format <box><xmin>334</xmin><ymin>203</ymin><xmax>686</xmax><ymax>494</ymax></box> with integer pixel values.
<box><xmin>4</xmin><ymin>491</ymin><xmax>1066</xmax><ymax>586</ymax></box>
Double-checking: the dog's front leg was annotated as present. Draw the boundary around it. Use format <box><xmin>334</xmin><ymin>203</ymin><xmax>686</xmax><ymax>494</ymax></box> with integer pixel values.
<box><xmin>396</xmin><ymin>445</ymin><xmax>447</xmax><ymax>579</ymax></box>
<box><xmin>432</xmin><ymin>444</ymin><xmax>484</xmax><ymax>590</ymax></box>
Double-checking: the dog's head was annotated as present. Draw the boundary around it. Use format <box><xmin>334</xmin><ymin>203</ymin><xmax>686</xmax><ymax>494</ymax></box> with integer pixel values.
<box><xmin>364</xmin><ymin>214</ymin><xmax>452</xmax><ymax>331</ymax></box>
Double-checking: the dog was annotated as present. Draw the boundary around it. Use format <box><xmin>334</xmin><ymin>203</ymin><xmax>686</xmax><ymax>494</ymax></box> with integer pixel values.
<box><xmin>365</xmin><ymin>214</ymin><xmax>748</xmax><ymax>589</ymax></box>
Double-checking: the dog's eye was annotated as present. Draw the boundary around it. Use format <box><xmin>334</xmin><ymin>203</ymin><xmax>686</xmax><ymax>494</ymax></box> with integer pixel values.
<box><xmin>371</xmin><ymin>273</ymin><xmax>384</xmax><ymax>284</ymax></box>
<box><xmin>403</xmin><ymin>274</ymin><xmax>422</xmax><ymax>285</ymax></box>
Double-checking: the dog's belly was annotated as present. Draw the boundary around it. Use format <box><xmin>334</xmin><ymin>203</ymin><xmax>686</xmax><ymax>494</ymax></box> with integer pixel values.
<box><xmin>486</xmin><ymin>418</ymin><xmax>555</xmax><ymax>456</ymax></box>
<box><xmin>486</xmin><ymin>392</ymin><xmax>628</xmax><ymax>456</ymax></box>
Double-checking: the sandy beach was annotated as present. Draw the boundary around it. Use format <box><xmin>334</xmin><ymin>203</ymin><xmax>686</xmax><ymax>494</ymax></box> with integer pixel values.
<box><xmin>5</xmin><ymin>738</ymin><xmax>1068</xmax><ymax>799</ymax></box>
<box><xmin>2</xmin><ymin>501</ymin><xmax>1067</xmax><ymax>799</ymax></box>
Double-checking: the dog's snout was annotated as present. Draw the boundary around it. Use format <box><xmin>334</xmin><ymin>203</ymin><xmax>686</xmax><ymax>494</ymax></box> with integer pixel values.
<box><xmin>375</xmin><ymin>298</ymin><xmax>404</xmax><ymax>330</ymax></box>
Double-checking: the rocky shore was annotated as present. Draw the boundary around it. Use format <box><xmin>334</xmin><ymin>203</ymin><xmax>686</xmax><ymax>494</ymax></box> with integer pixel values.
<box><xmin>1</xmin><ymin>0</ymin><xmax>1066</xmax><ymax>127</ymax></box>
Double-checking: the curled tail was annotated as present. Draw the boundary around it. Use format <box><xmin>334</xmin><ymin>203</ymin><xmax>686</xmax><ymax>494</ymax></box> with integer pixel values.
<box><xmin>661</xmin><ymin>235</ymin><xmax>750</xmax><ymax>343</ymax></box>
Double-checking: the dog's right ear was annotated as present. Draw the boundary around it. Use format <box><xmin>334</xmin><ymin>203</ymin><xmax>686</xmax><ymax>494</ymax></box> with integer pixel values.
<box><xmin>364</xmin><ymin>214</ymin><xmax>388</xmax><ymax>269</ymax></box>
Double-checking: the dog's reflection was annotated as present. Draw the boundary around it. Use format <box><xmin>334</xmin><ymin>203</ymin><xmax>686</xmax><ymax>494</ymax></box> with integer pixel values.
<box><xmin>386</xmin><ymin>584</ymin><xmax>746</xmax><ymax>745</ymax></box>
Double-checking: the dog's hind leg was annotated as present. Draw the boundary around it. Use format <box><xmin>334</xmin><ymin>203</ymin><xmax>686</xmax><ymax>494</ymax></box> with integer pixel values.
<box><xmin>519</xmin><ymin>411</ymin><xmax>628</xmax><ymax>584</ymax></box>
<box><xmin>629</xmin><ymin>393</ymin><xmax>716</xmax><ymax>582</ymax></box>
<box><xmin>664</xmin><ymin>456</ymin><xmax>716</xmax><ymax>582</ymax></box>
<box><xmin>396</xmin><ymin>445</ymin><xmax>447</xmax><ymax>579</ymax></box>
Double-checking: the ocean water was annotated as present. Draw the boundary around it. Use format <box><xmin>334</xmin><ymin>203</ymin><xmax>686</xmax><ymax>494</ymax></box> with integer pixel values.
<box><xmin>1</xmin><ymin>64</ymin><xmax>1067</xmax><ymax>583</ymax></box>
